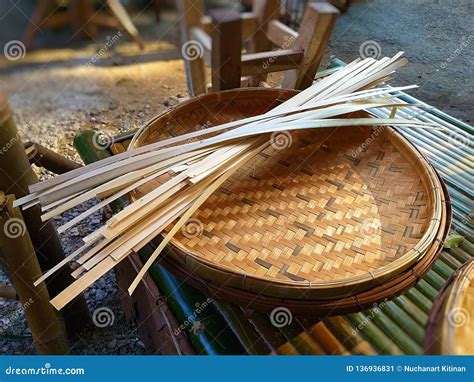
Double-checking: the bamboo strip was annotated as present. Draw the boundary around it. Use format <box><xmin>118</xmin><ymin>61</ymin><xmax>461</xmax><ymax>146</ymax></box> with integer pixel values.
<box><xmin>21</xmin><ymin>55</ymin><xmax>411</xmax><ymax>200</ymax></box>
<box><xmin>128</xmin><ymin>139</ymin><xmax>270</xmax><ymax>294</ymax></box>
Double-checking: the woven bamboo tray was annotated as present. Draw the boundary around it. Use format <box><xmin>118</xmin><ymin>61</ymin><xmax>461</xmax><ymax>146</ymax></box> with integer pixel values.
<box><xmin>129</xmin><ymin>88</ymin><xmax>447</xmax><ymax>302</ymax></box>
<box><xmin>155</xmin><ymin>177</ymin><xmax>449</xmax><ymax>316</ymax></box>
<box><xmin>424</xmin><ymin>258</ymin><xmax>473</xmax><ymax>355</ymax></box>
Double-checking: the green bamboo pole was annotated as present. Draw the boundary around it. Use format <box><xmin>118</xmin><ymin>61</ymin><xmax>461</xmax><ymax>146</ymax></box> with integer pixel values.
<box><xmin>449</xmin><ymin>247</ymin><xmax>472</xmax><ymax>264</ymax></box>
<box><xmin>212</xmin><ymin>300</ymin><xmax>269</xmax><ymax>355</ymax></box>
<box><xmin>324</xmin><ymin>317</ymin><xmax>376</xmax><ymax>355</ymax></box>
<box><xmin>147</xmin><ymin>260</ymin><xmax>246</xmax><ymax>355</ymax></box>
<box><xmin>370</xmin><ymin>310</ymin><xmax>422</xmax><ymax>354</ymax></box>
<box><xmin>248</xmin><ymin>313</ymin><xmax>289</xmax><ymax>352</ymax></box>
<box><xmin>405</xmin><ymin>288</ymin><xmax>433</xmax><ymax>314</ymax></box>
<box><xmin>415</xmin><ymin>279</ymin><xmax>439</xmax><ymax>301</ymax></box>
<box><xmin>440</xmin><ymin>252</ymin><xmax>463</xmax><ymax>271</ymax></box>
<box><xmin>0</xmin><ymin>92</ymin><xmax>88</xmax><ymax>334</ymax></box>
<box><xmin>432</xmin><ymin>260</ymin><xmax>455</xmax><ymax>280</ymax></box>
<box><xmin>380</xmin><ymin>301</ymin><xmax>424</xmax><ymax>345</ymax></box>
<box><xmin>393</xmin><ymin>296</ymin><xmax>428</xmax><ymax>327</ymax></box>
<box><xmin>423</xmin><ymin>269</ymin><xmax>446</xmax><ymax>291</ymax></box>
<box><xmin>347</xmin><ymin>313</ymin><xmax>403</xmax><ymax>355</ymax></box>
<box><xmin>0</xmin><ymin>194</ymin><xmax>69</xmax><ymax>354</ymax></box>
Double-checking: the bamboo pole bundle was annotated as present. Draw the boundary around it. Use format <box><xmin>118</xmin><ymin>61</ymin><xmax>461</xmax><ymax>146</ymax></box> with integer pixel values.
<box><xmin>14</xmin><ymin>53</ymin><xmax>440</xmax><ymax>310</ymax></box>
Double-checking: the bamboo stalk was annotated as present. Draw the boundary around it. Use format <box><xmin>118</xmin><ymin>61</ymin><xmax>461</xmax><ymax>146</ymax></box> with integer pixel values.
<box><xmin>0</xmin><ymin>92</ymin><xmax>88</xmax><ymax>331</ymax></box>
<box><xmin>0</xmin><ymin>194</ymin><xmax>69</xmax><ymax>354</ymax></box>
<box><xmin>24</xmin><ymin>141</ymin><xmax>82</xmax><ymax>174</ymax></box>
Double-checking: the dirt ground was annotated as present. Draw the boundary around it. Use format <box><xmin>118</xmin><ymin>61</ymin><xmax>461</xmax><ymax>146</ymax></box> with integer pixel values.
<box><xmin>0</xmin><ymin>0</ymin><xmax>472</xmax><ymax>355</ymax></box>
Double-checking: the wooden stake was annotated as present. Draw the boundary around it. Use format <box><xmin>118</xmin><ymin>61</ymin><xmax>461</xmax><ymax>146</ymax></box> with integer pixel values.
<box><xmin>248</xmin><ymin>0</ymin><xmax>280</xmax><ymax>86</ymax></box>
<box><xmin>177</xmin><ymin>0</ymin><xmax>207</xmax><ymax>95</ymax></box>
<box><xmin>211</xmin><ymin>9</ymin><xmax>242</xmax><ymax>91</ymax></box>
<box><xmin>282</xmin><ymin>3</ymin><xmax>339</xmax><ymax>90</ymax></box>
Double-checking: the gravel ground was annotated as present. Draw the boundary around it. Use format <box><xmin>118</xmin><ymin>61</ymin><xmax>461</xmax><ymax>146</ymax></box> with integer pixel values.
<box><xmin>0</xmin><ymin>0</ymin><xmax>472</xmax><ymax>355</ymax></box>
<box><xmin>0</xmin><ymin>198</ymin><xmax>147</xmax><ymax>355</ymax></box>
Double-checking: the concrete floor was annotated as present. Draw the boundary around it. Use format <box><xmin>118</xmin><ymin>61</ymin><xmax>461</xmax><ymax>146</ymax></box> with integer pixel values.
<box><xmin>323</xmin><ymin>0</ymin><xmax>473</xmax><ymax>123</ymax></box>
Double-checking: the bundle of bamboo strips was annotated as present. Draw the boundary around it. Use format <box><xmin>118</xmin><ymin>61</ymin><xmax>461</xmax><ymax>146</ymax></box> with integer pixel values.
<box><xmin>15</xmin><ymin>53</ymin><xmax>436</xmax><ymax>310</ymax></box>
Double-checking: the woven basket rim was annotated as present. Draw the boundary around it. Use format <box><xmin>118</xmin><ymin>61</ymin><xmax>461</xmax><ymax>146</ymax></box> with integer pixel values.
<box><xmin>129</xmin><ymin>88</ymin><xmax>446</xmax><ymax>299</ymax></box>
<box><xmin>424</xmin><ymin>258</ymin><xmax>473</xmax><ymax>354</ymax></box>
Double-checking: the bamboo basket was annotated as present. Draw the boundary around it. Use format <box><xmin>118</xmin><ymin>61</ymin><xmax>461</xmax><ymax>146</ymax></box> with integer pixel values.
<box><xmin>424</xmin><ymin>258</ymin><xmax>473</xmax><ymax>355</ymax></box>
<box><xmin>151</xmin><ymin>175</ymin><xmax>449</xmax><ymax>316</ymax></box>
<box><xmin>129</xmin><ymin>88</ymin><xmax>449</xmax><ymax>305</ymax></box>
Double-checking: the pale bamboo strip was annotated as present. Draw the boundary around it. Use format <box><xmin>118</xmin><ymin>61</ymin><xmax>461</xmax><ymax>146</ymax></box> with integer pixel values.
<box><xmin>32</xmin><ymin>236</ymin><xmax>101</xmax><ymax>287</ymax></box>
<box><xmin>23</xmin><ymin>56</ymin><xmax>409</xmax><ymax>201</ymax></box>
<box><xmin>128</xmin><ymin>138</ymin><xmax>270</xmax><ymax>294</ymax></box>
